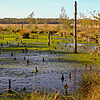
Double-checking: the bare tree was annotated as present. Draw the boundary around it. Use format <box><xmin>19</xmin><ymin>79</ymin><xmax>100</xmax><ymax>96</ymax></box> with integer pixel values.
<box><xmin>28</xmin><ymin>11</ymin><xmax>34</xmax><ymax>29</ymax></box>
<box><xmin>92</xmin><ymin>11</ymin><xmax>100</xmax><ymax>29</ymax></box>
<box><xmin>60</xmin><ymin>7</ymin><xmax>72</xmax><ymax>33</ymax></box>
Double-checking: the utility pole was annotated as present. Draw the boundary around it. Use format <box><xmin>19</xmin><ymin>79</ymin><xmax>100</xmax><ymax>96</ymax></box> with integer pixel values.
<box><xmin>74</xmin><ymin>1</ymin><xmax>77</xmax><ymax>53</ymax></box>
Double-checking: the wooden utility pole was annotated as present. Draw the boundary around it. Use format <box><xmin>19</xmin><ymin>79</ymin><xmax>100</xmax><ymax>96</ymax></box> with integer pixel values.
<box><xmin>74</xmin><ymin>1</ymin><xmax>77</xmax><ymax>53</ymax></box>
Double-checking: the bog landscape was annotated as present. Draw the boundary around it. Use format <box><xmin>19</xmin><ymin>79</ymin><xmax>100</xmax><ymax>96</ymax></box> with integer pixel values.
<box><xmin>0</xmin><ymin>1</ymin><xmax>100</xmax><ymax>100</ymax></box>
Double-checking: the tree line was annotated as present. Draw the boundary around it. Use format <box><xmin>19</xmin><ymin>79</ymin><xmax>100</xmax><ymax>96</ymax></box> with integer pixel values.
<box><xmin>0</xmin><ymin>18</ymin><xmax>74</xmax><ymax>24</ymax></box>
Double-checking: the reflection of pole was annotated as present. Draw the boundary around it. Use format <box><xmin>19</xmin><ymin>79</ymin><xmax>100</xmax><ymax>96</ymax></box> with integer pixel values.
<box><xmin>74</xmin><ymin>67</ymin><xmax>77</xmax><ymax>99</ymax></box>
<box><xmin>74</xmin><ymin>1</ymin><xmax>77</xmax><ymax>53</ymax></box>
<box><xmin>48</xmin><ymin>32</ymin><xmax>50</xmax><ymax>46</ymax></box>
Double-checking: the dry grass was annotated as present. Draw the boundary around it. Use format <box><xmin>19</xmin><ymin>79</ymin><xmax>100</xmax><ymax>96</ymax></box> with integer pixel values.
<box><xmin>0</xmin><ymin>24</ymin><xmax>58</xmax><ymax>29</ymax></box>
<box><xmin>78</xmin><ymin>71</ymin><xmax>100</xmax><ymax>100</ymax></box>
<box><xmin>20</xmin><ymin>90</ymin><xmax>62</xmax><ymax>100</ymax></box>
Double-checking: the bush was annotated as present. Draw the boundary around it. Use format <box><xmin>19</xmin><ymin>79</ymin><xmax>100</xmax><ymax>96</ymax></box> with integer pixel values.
<box><xmin>20</xmin><ymin>29</ymin><xmax>31</xmax><ymax>38</ymax></box>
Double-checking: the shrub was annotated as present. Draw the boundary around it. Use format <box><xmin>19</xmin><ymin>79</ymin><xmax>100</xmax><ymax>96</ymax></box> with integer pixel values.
<box><xmin>20</xmin><ymin>29</ymin><xmax>31</xmax><ymax>38</ymax></box>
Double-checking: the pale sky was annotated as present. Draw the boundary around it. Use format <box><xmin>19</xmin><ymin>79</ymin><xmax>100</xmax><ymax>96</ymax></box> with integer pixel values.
<box><xmin>0</xmin><ymin>0</ymin><xmax>99</xmax><ymax>18</ymax></box>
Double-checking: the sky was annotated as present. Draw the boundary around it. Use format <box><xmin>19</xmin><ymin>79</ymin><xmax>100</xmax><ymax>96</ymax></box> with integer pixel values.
<box><xmin>0</xmin><ymin>0</ymin><xmax>100</xmax><ymax>18</ymax></box>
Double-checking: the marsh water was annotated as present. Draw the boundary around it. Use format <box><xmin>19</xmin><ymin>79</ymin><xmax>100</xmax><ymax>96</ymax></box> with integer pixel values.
<box><xmin>0</xmin><ymin>42</ymin><xmax>97</xmax><ymax>93</ymax></box>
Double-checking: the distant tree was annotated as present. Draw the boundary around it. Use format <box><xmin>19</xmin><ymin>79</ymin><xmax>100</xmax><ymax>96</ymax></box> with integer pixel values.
<box><xmin>59</xmin><ymin>7</ymin><xmax>72</xmax><ymax>34</ymax></box>
<box><xmin>78</xmin><ymin>11</ymin><xmax>100</xmax><ymax>44</ymax></box>
<box><xmin>28</xmin><ymin>11</ymin><xmax>34</xmax><ymax>29</ymax></box>
<box><xmin>33</xmin><ymin>18</ymin><xmax>39</xmax><ymax>32</ymax></box>
<box><xmin>43</xmin><ymin>18</ymin><xmax>49</xmax><ymax>33</ymax></box>
<box><xmin>92</xmin><ymin>11</ymin><xmax>100</xmax><ymax>29</ymax></box>
<box><xmin>92</xmin><ymin>11</ymin><xmax>100</xmax><ymax>44</ymax></box>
